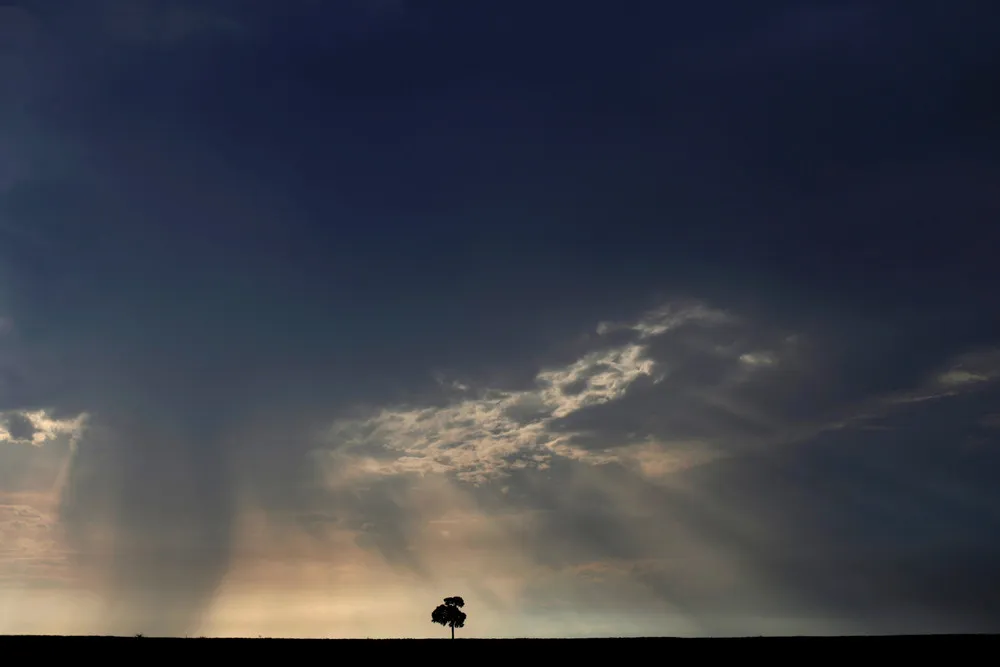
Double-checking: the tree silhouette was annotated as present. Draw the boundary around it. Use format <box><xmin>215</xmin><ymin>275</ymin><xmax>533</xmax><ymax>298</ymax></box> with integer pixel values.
<box><xmin>431</xmin><ymin>596</ymin><xmax>467</xmax><ymax>639</ymax></box>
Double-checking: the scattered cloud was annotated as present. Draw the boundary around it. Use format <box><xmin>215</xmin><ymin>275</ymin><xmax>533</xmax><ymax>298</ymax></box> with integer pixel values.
<box><xmin>595</xmin><ymin>302</ymin><xmax>734</xmax><ymax>339</ymax></box>
<box><xmin>321</xmin><ymin>303</ymin><xmax>741</xmax><ymax>485</ymax></box>
<box><xmin>873</xmin><ymin>347</ymin><xmax>1000</xmax><ymax>408</ymax></box>
<box><xmin>321</xmin><ymin>295</ymin><xmax>1000</xmax><ymax>506</ymax></box>
<box><xmin>0</xmin><ymin>409</ymin><xmax>87</xmax><ymax>447</ymax></box>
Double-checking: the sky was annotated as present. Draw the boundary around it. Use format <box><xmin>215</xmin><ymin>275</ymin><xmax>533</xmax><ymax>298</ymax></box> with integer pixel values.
<box><xmin>1</xmin><ymin>0</ymin><xmax>1000</xmax><ymax>639</ymax></box>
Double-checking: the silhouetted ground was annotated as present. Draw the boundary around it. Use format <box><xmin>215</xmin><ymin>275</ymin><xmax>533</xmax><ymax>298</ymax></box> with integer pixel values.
<box><xmin>1</xmin><ymin>634</ymin><xmax>997</xmax><ymax>657</ymax></box>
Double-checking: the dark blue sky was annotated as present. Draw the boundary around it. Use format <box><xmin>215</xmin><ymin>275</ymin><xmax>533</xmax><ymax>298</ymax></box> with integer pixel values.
<box><xmin>1</xmin><ymin>0</ymin><xmax>999</xmax><ymax>638</ymax></box>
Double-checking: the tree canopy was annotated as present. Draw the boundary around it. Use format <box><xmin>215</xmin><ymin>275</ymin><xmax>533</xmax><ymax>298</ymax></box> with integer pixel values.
<box><xmin>431</xmin><ymin>596</ymin><xmax>467</xmax><ymax>639</ymax></box>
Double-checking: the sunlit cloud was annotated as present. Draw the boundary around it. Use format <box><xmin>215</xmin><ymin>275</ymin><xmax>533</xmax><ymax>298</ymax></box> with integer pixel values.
<box><xmin>321</xmin><ymin>303</ymin><xmax>740</xmax><ymax>485</ymax></box>
<box><xmin>595</xmin><ymin>302</ymin><xmax>733</xmax><ymax>339</ymax></box>
<box><xmin>0</xmin><ymin>409</ymin><xmax>88</xmax><ymax>447</ymax></box>
<box><xmin>321</xmin><ymin>297</ymin><xmax>1000</xmax><ymax>492</ymax></box>
<box><xmin>875</xmin><ymin>347</ymin><xmax>1000</xmax><ymax>407</ymax></box>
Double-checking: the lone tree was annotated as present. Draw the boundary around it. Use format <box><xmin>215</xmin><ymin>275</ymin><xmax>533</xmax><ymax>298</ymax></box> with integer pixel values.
<box><xmin>431</xmin><ymin>596</ymin><xmax>467</xmax><ymax>639</ymax></box>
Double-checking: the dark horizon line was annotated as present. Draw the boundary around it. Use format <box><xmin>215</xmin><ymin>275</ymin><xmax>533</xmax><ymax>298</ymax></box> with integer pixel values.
<box><xmin>2</xmin><ymin>634</ymin><xmax>998</xmax><ymax>641</ymax></box>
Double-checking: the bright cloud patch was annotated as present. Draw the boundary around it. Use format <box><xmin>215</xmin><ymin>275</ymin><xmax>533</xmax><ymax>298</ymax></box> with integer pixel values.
<box><xmin>322</xmin><ymin>299</ymin><xmax>1000</xmax><ymax>490</ymax></box>
<box><xmin>324</xmin><ymin>303</ymin><xmax>744</xmax><ymax>484</ymax></box>
<box><xmin>0</xmin><ymin>409</ymin><xmax>87</xmax><ymax>447</ymax></box>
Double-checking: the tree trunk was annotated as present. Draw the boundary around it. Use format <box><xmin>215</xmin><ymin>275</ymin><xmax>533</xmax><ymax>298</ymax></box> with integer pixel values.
<box><xmin>451</xmin><ymin>624</ymin><xmax>455</xmax><ymax>640</ymax></box>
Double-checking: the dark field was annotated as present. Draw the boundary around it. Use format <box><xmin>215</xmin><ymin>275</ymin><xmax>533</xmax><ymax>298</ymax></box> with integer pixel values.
<box><xmin>2</xmin><ymin>634</ymin><xmax>997</xmax><ymax>656</ymax></box>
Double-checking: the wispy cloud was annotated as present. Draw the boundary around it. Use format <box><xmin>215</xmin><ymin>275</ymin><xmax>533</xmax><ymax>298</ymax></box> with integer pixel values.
<box><xmin>320</xmin><ymin>302</ymin><xmax>781</xmax><ymax>485</ymax></box>
<box><xmin>321</xmin><ymin>294</ymin><xmax>1000</xmax><ymax>499</ymax></box>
